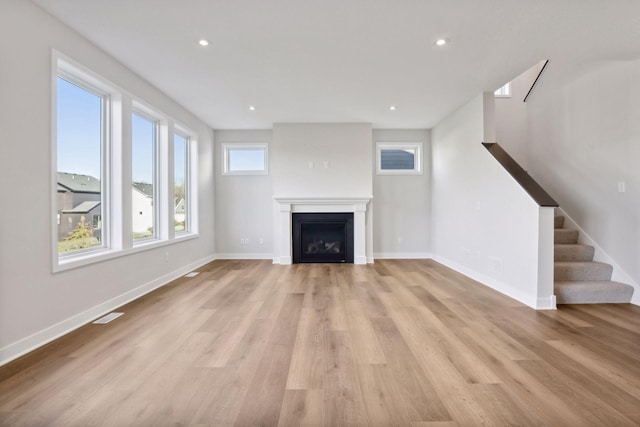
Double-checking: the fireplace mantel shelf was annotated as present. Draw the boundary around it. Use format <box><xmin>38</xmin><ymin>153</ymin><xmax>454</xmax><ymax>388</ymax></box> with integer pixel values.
<box><xmin>274</xmin><ymin>196</ymin><xmax>372</xmax><ymax>205</ymax></box>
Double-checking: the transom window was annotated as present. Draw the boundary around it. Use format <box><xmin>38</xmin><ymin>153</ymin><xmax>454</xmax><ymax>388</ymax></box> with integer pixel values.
<box><xmin>495</xmin><ymin>82</ymin><xmax>511</xmax><ymax>97</ymax></box>
<box><xmin>222</xmin><ymin>143</ymin><xmax>268</xmax><ymax>175</ymax></box>
<box><xmin>376</xmin><ymin>143</ymin><xmax>423</xmax><ymax>175</ymax></box>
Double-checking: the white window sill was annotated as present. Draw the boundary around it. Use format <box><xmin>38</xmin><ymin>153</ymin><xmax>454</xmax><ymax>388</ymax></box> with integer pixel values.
<box><xmin>54</xmin><ymin>232</ymin><xmax>199</xmax><ymax>273</ymax></box>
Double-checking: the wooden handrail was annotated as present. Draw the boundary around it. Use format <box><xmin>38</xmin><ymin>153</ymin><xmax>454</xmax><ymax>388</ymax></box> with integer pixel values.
<box><xmin>482</xmin><ymin>142</ymin><xmax>558</xmax><ymax>207</ymax></box>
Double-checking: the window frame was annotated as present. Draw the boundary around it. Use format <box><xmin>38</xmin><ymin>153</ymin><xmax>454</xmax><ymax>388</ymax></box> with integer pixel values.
<box><xmin>54</xmin><ymin>60</ymin><xmax>113</xmax><ymax>263</ymax></box>
<box><xmin>376</xmin><ymin>142</ymin><xmax>423</xmax><ymax>175</ymax></box>
<box><xmin>51</xmin><ymin>51</ymin><xmax>199</xmax><ymax>273</ymax></box>
<box><xmin>173</xmin><ymin>130</ymin><xmax>191</xmax><ymax>235</ymax></box>
<box><xmin>131</xmin><ymin>108</ymin><xmax>160</xmax><ymax>243</ymax></box>
<box><xmin>222</xmin><ymin>143</ymin><xmax>268</xmax><ymax>175</ymax></box>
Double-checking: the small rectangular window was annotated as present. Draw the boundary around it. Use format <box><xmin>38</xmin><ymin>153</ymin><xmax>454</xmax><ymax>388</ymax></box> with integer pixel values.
<box><xmin>376</xmin><ymin>143</ymin><xmax>422</xmax><ymax>175</ymax></box>
<box><xmin>495</xmin><ymin>82</ymin><xmax>511</xmax><ymax>97</ymax></box>
<box><xmin>56</xmin><ymin>76</ymin><xmax>106</xmax><ymax>254</ymax></box>
<box><xmin>132</xmin><ymin>112</ymin><xmax>158</xmax><ymax>241</ymax></box>
<box><xmin>222</xmin><ymin>143</ymin><xmax>268</xmax><ymax>175</ymax></box>
<box><xmin>174</xmin><ymin>132</ymin><xmax>189</xmax><ymax>233</ymax></box>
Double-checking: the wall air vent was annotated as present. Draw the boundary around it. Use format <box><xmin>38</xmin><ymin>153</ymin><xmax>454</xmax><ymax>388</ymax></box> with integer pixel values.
<box><xmin>92</xmin><ymin>312</ymin><xmax>124</xmax><ymax>324</ymax></box>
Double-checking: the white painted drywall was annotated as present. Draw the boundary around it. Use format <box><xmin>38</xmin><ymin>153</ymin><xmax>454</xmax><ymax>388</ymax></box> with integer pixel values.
<box><xmin>0</xmin><ymin>1</ymin><xmax>215</xmax><ymax>364</ymax></box>
<box><xmin>431</xmin><ymin>93</ymin><xmax>554</xmax><ymax>308</ymax></box>
<box><xmin>527</xmin><ymin>59</ymin><xmax>640</xmax><ymax>303</ymax></box>
<box><xmin>214</xmin><ymin>130</ymin><xmax>274</xmax><ymax>258</ymax></box>
<box><xmin>495</xmin><ymin>61</ymin><xmax>546</xmax><ymax>169</ymax></box>
<box><xmin>372</xmin><ymin>129</ymin><xmax>431</xmax><ymax>258</ymax></box>
<box><xmin>272</xmin><ymin>123</ymin><xmax>373</xmax><ymax>198</ymax></box>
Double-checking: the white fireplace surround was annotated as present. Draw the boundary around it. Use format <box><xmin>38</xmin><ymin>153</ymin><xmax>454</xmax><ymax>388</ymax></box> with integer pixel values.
<box><xmin>274</xmin><ymin>197</ymin><xmax>372</xmax><ymax>265</ymax></box>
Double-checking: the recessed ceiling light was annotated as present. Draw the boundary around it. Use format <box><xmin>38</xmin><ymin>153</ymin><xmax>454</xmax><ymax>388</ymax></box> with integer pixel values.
<box><xmin>198</xmin><ymin>39</ymin><xmax>209</xmax><ymax>46</ymax></box>
<box><xmin>389</xmin><ymin>105</ymin><xmax>397</xmax><ymax>111</ymax></box>
<box><xmin>435</xmin><ymin>38</ymin><xmax>448</xmax><ymax>47</ymax></box>
<box><xmin>249</xmin><ymin>105</ymin><xmax>256</xmax><ymax>111</ymax></box>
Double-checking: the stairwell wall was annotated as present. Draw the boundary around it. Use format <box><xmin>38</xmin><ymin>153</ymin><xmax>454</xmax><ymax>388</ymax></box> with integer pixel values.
<box><xmin>431</xmin><ymin>93</ymin><xmax>555</xmax><ymax>309</ymax></box>
<box><xmin>526</xmin><ymin>59</ymin><xmax>640</xmax><ymax>305</ymax></box>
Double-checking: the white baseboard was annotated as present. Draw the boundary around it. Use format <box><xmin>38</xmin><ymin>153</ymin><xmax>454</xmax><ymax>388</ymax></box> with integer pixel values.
<box><xmin>215</xmin><ymin>253</ymin><xmax>274</xmax><ymax>260</ymax></box>
<box><xmin>0</xmin><ymin>254</ymin><xmax>216</xmax><ymax>367</ymax></box>
<box><xmin>558</xmin><ymin>208</ymin><xmax>639</xmax><ymax>306</ymax></box>
<box><xmin>373</xmin><ymin>252</ymin><xmax>432</xmax><ymax>260</ymax></box>
<box><xmin>537</xmin><ymin>295</ymin><xmax>557</xmax><ymax>310</ymax></box>
<box><xmin>432</xmin><ymin>254</ymin><xmax>548</xmax><ymax>310</ymax></box>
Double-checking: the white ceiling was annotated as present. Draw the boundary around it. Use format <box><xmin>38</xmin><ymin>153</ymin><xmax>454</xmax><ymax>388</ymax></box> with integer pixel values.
<box><xmin>33</xmin><ymin>0</ymin><xmax>640</xmax><ymax>129</ymax></box>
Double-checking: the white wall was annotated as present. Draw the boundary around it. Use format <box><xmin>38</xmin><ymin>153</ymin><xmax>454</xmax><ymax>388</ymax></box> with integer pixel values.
<box><xmin>495</xmin><ymin>61</ymin><xmax>546</xmax><ymax>169</ymax></box>
<box><xmin>372</xmin><ymin>129</ymin><xmax>431</xmax><ymax>258</ymax></box>
<box><xmin>527</xmin><ymin>59</ymin><xmax>640</xmax><ymax>303</ymax></box>
<box><xmin>431</xmin><ymin>93</ymin><xmax>554</xmax><ymax>309</ymax></box>
<box><xmin>214</xmin><ymin>130</ymin><xmax>273</xmax><ymax>258</ymax></box>
<box><xmin>272</xmin><ymin>123</ymin><xmax>373</xmax><ymax>198</ymax></box>
<box><xmin>0</xmin><ymin>1</ymin><xmax>215</xmax><ymax>364</ymax></box>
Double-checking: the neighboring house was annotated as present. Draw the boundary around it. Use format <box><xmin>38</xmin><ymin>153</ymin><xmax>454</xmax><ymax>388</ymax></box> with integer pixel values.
<box><xmin>57</xmin><ymin>172</ymin><xmax>101</xmax><ymax>241</ymax></box>
<box><xmin>57</xmin><ymin>173</ymin><xmax>155</xmax><ymax>240</ymax></box>
<box><xmin>132</xmin><ymin>182</ymin><xmax>154</xmax><ymax>236</ymax></box>
<box><xmin>174</xmin><ymin>198</ymin><xmax>185</xmax><ymax>228</ymax></box>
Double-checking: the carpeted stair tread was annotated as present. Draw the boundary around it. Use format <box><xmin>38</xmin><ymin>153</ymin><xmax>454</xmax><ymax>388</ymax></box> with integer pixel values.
<box><xmin>555</xmin><ymin>281</ymin><xmax>634</xmax><ymax>304</ymax></box>
<box><xmin>554</xmin><ymin>244</ymin><xmax>595</xmax><ymax>262</ymax></box>
<box><xmin>555</xmin><ymin>261</ymin><xmax>613</xmax><ymax>281</ymax></box>
<box><xmin>554</xmin><ymin>228</ymin><xmax>579</xmax><ymax>244</ymax></box>
<box><xmin>554</xmin><ymin>215</ymin><xmax>565</xmax><ymax>229</ymax></box>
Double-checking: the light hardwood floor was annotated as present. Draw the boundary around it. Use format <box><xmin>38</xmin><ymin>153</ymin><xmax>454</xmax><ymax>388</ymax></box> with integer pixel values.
<box><xmin>1</xmin><ymin>259</ymin><xmax>639</xmax><ymax>426</ymax></box>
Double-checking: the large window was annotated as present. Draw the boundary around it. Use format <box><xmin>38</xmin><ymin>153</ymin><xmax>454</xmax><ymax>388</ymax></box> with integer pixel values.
<box><xmin>53</xmin><ymin>53</ymin><xmax>198</xmax><ymax>271</ymax></box>
<box><xmin>376</xmin><ymin>143</ymin><xmax>423</xmax><ymax>175</ymax></box>
<box><xmin>132</xmin><ymin>112</ymin><xmax>158</xmax><ymax>241</ymax></box>
<box><xmin>56</xmin><ymin>75</ymin><xmax>106</xmax><ymax>254</ymax></box>
<box><xmin>174</xmin><ymin>132</ymin><xmax>189</xmax><ymax>233</ymax></box>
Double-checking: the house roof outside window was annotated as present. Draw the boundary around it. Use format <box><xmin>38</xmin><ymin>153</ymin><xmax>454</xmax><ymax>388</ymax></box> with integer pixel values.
<box><xmin>57</xmin><ymin>172</ymin><xmax>101</xmax><ymax>194</ymax></box>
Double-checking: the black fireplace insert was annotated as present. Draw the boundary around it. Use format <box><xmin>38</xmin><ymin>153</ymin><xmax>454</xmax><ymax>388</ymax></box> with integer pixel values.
<box><xmin>292</xmin><ymin>213</ymin><xmax>354</xmax><ymax>263</ymax></box>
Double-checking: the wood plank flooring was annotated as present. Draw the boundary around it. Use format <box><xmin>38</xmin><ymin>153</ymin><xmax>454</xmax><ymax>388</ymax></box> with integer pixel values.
<box><xmin>1</xmin><ymin>259</ymin><xmax>639</xmax><ymax>426</ymax></box>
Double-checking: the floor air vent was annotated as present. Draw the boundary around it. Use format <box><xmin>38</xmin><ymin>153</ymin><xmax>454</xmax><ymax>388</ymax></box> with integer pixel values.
<box><xmin>93</xmin><ymin>312</ymin><xmax>124</xmax><ymax>324</ymax></box>
<box><xmin>184</xmin><ymin>272</ymin><xmax>200</xmax><ymax>277</ymax></box>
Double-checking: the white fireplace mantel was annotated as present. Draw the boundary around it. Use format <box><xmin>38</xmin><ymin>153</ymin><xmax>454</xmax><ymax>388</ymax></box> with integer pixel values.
<box><xmin>273</xmin><ymin>197</ymin><xmax>372</xmax><ymax>265</ymax></box>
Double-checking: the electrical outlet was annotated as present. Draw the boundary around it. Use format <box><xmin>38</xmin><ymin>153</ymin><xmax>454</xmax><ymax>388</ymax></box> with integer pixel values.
<box><xmin>164</xmin><ymin>252</ymin><xmax>169</xmax><ymax>263</ymax></box>
<box><xmin>618</xmin><ymin>181</ymin><xmax>626</xmax><ymax>193</ymax></box>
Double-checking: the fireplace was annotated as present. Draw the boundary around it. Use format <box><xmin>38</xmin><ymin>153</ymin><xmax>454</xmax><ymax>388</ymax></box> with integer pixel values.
<box><xmin>273</xmin><ymin>197</ymin><xmax>371</xmax><ymax>265</ymax></box>
<box><xmin>292</xmin><ymin>213</ymin><xmax>354</xmax><ymax>263</ymax></box>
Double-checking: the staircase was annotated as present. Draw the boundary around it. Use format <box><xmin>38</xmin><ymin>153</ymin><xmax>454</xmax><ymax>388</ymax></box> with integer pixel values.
<box><xmin>554</xmin><ymin>215</ymin><xmax>634</xmax><ymax>304</ymax></box>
